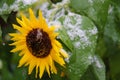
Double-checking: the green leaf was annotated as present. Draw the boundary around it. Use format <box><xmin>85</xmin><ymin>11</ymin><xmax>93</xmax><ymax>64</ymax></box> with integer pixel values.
<box><xmin>0</xmin><ymin>0</ymin><xmax>15</xmax><ymax>7</ymax></box>
<box><xmin>109</xmin><ymin>52</ymin><xmax>120</xmax><ymax>80</ymax></box>
<box><xmin>0</xmin><ymin>0</ymin><xmax>37</xmax><ymax>15</ymax></box>
<box><xmin>104</xmin><ymin>8</ymin><xmax>120</xmax><ymax>44</ymax></box>
<box><xmin>70</xmin><ymin>0</ymin><xmax>110</xmax><ymax>29</ymax></box>
<box><xmin>81</xmin><ymin>55</ymin><xmax>105</xmax><ymax>80</ymax></box>
<box><xmin>104</xmin><ymin>2</ymin><xmax>120</xmax><ymax>80</ymax></box>
<box><xmin>1</xmin><ymin>60</ymin><xmax>26</xmax><ymax>80</ymax></box>
<box><xmin>50</xmin><ymin>0</ymin><xmax>62</xmax><ymax>4</ymax></box>
<box><xmin>58</xmin><ymin>12</ymin><xmax>98</xmax><ymax>80</ymax></box>
<box><xmin>0</xmin><ymin>0</ymin><xmax>15</xmax><ymax>15</ymax></box>
<box><xmin>58</xmin><ymin>25</ymin><xmax>74</xmax><ymax>52</ymax></box>
<box><xmin>0</xmin><ymin>27</ymin><xmax>2</xmax><ymax>41</ymax></box>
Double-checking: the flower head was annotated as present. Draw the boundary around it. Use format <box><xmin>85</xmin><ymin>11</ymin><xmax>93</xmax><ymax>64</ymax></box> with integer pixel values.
<box><xmin>9</xmin><ymin>8</ymin><xmax>68</xmax><ymax>78</ymax></box>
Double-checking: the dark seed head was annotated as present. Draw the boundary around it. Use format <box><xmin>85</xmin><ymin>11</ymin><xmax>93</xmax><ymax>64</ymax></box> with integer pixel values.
<box><xmin>26</xmin><ymin>28</ymin><xmax>52</xmax><ymax>58</ymax></box>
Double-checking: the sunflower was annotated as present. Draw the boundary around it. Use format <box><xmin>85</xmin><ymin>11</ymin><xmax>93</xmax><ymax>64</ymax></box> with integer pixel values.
<box><xmin>9</xmin><ymin>8</ymin><xmax>68</xmax><ymax>78</ymax></box>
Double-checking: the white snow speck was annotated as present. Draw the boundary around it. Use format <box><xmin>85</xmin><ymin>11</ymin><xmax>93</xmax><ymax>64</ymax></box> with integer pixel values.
<box><xmin>88</xmin><ymin>27</ymin><xmax>98</xmax><ymax>35</ymax></box>
<box><xmin>0</xmin><ymin>59</ymin><xmax>3</xmax><ymax>69</ymax></box>
<box><xmin>88</xmin><ymin>55</ymin><xmax>93</xmax><ymax>62</ymax></box>
<box><xmin>10</xmin><ymin>1</ymin><xmax>19</xmax><ymax>11</ymax></box>
<box><xmin>74</xmin><ymin>42</ymin><xmax>81</xmax><ymax>48</ymax></box>
<box><xmin>100</xmin><ymin>0</ymin><xmax>105</xmax><ymax>3</ymax></box>
<box><xmin>94</xmin><ymin>56</ymin><xmax>102</xmax><ymax>68</ymax></box>
<box><xmin>0</xmin><ymin>3</ymin><xmax>9</xmax><ymax>14</ymax></box>
<box><xmin>2</xmin><ymin>3</ymin><xmax>8</xmax><ymax>10</ymax></box>
<box><xmin>108</xmin><ymin>5</ymin><xmax>113</xmax><ymax>14</ymax></box>
<box><xmin>48</xmin><ymin>20</ymin><xmax>62</xmax><ymax>31</ymax></box>
<box><xmin>22</xmin><ymin>0</ymin><xmax>37</xmax><ymax>5</ymax></box>
<box><xmin>88</xmin><ymin>0</ymin><xmax>93</xmax><ymax>4</ymax></box>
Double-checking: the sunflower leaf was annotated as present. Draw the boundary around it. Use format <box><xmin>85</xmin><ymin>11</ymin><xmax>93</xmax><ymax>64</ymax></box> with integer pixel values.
<box><xmin>58</xmin><ymin>24</ymin><xmax>74</xmax><ymax>52</ymax></box>
<box><xmin>1</xmin><ymin>61</ymin><xmax>27</xmax><ymax>80</ymax></box>
<box><xmin>80</xmin><ymin>55</ymin><xmax>105</xmax><ymax>80</ymax></box>
<box><xmin>104</xmin><ymin>2</ymin><xmax>120</xmax><ymax>79</ymax></box>
<box><xmin>58</xmin><ymin>12</ymin><xmax>98</xmax><ymax>79</ymax></box>
<box><xmin>70</xmin><ymin>0</ymin><xmax>110</xmax><ymax>29</ymax></box>
<box><xmin>0</xmin><ymin>0</ymin><xmax>37</xmax><ymax>15</ymax></box>
<box><xmin>0</xmin><ymin>27</ymin><xmax>2</xmax><ymax>41</ymax></box>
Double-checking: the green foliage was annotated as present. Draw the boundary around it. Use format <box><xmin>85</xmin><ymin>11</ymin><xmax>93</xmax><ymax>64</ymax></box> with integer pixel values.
<box><xmin>103</xmin><ymin>1</ymin><xmax>120</xmax><ymax>79</ymax></box>
<box><xmin>0</xmin><ymin>27</ymin><xmax>2</xmax><ymax>41</ymax></box>
<box><xmin>1</xmin><ymin>61</ymin><xmax>27</xmax><ymax>80</ymax></box>
<box><xmin>0</xmin><ymin>0</ymin><xmax>37</xmax><ymax>19</ymax></box>
<box><xmin>70</xmin><ymin>0</ymin><xmax>110</xmax><ymax>28</ymax></box>
<box><xmin>81</xmin><ymin>55</ymin><xmax>105</xmax><ymax>80</ymax></box>
<box><xmin>0</xmin><ymin>0</ymin><xmax>15</xmax><ymax>7</ymax></box>
<box><xmin>58</xmin><ymin>14</ymin><xmax>98</xmax><ymax>80</ymax></box>
<box><xmin>50</xmin><ymin>0</ymin><xmax>62</xmax><ymax>4</ymax></box>
<box><xmin>0</xmin><ymin>0</ymin><xmax>120</xmax><ymax>80</ymax></box>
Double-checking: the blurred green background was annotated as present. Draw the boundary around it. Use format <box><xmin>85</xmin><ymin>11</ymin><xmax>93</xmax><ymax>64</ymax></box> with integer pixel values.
<box><xmin>0</xmin><ymin>0</ymin><xmax>120</xmax><ymax>80</ymax></box>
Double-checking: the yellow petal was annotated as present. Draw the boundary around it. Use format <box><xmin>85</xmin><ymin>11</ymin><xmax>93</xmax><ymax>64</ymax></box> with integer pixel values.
<box><xmin>50</xmin><ymin>50</ymin><xmax>65</xmax><ymax>66</ymax></box>
<box><xmin>10</xmin><ymin>44</ymin><xmax>26</xmax><ymax>52</ymax></box>
<box><xmin>19</xmin><ymin>51</ymin><xmax>25</xmax><ymax>56</ymax></box>
<box><xmin>45</xmin><ymin>56</ymin><xmax>52</xmax><ymax>77</ymax></box>
<box><xmin>11</xmin><ymin>37</ymin><xmax>25</xmax><ymax>41</ymax></box>
<box><xmin>51</xmin><ymin>62</ymin><xmax>57</xmax><ymax>74</ymax></box>
<box><xmin>29</xmin><ymin>8</ymin><xmax>37</xmax><ymax>22</ymax></box>
<box><xmin>18</xmin><ymin>54</ymin><xmax>28</xmax><ymax>67</ymax></box>
<box><xmin>39</xmin><ymin>62</ymin><xmax>45</xmax><ymax>78</ymax></box>
<box><xmin>49</xmin><ymin>26</ymin><xmax>56</xmax><ymax>31</ymax></box>
<box><xmin>54</xmin><ymin>40</ymin><xmax>62</xmax><ymax>48</ymax></box>
<box><xmin>9</xmin><ymin>40</ymin><xmax>25</xmax><ymax>46</ymax></box>
<box><xmin>38</xmin><ymin>10</ymin><xmax>48</xmax><ymax>29</ymax></box>
<box><xmin>38</xmin><ymin>10</ymin><xmax>44</xmax><ymax>21</ymax></box>
<box><xmin>49</xmin><ymin>33</ymin><xmax>59</xmax><ymax>40</ymax></box>
<box><xmin>46</xmin><ymin>64</ymin><xmax>50</xmax><ymax>77</ymax></box>
<box><xmin>47</xmin><ymin>55</ymin><xmax>52</xmax><ymax>68</ymax></box>
<box><xmin>21</xmin><ymin>13</ymin><xmax>33</xmax><ymax>30</ymax></box>
<box><xmin>13</xmin><ymin>24</ymin><xmax>28</xmax><ymax>34</ymax></box>
<box><xmin>60</xmin><ymin>49</ymin><xmax>68</xmax><ymax>58</ymax></box>
<box><xmin>35</xmin><ymin>65</ymin><xmax>39</xmax><ymax>78</ymax></box>
<box><xmin>16</xmin><ymin>18</ymin><xmax>31</xmax><ymax>31</ymax></box>
<box><xmin>9</xmin><ymin>33</ymin><xmax>25</xmax><ymax>41</ymax></box>
<box><xmin>28</xmin><ymin>62</ymin><xmax>36</xmax><ymax>74</ymax></box>
<box><xmin>9</xmin><ymin>33</ymin><xmax>20</xmax><ymax>37</ymax></box>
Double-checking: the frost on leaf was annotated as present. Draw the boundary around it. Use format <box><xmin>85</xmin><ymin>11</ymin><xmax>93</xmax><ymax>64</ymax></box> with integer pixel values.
<box><xmin>62</xmin><ymin>12</ymin><xmax>98</xmax><ymax>49</ymax></box>
<box><xmin>0</xmin><ymin>0</ymin><xmax>37</xmax><ymax>15</ymax></box>
<box><xmin>57</xmin><ymin>12</ymin><xmax>98</xmax><ymax>79</ymax></box>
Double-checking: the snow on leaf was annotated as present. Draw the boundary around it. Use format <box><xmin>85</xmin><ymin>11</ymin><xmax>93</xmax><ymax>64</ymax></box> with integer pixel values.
<box><xmin>0</xmin><ymin>0</ymin><xmax>37</xmax><ymax>15</ymax></box>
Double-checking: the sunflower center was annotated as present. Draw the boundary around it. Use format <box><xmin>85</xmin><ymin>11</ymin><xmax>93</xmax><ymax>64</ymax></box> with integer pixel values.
<box><xmin>26</xmin><ymin>28</ymin><xmax>52</xmax><ymax>58</ymax></box>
